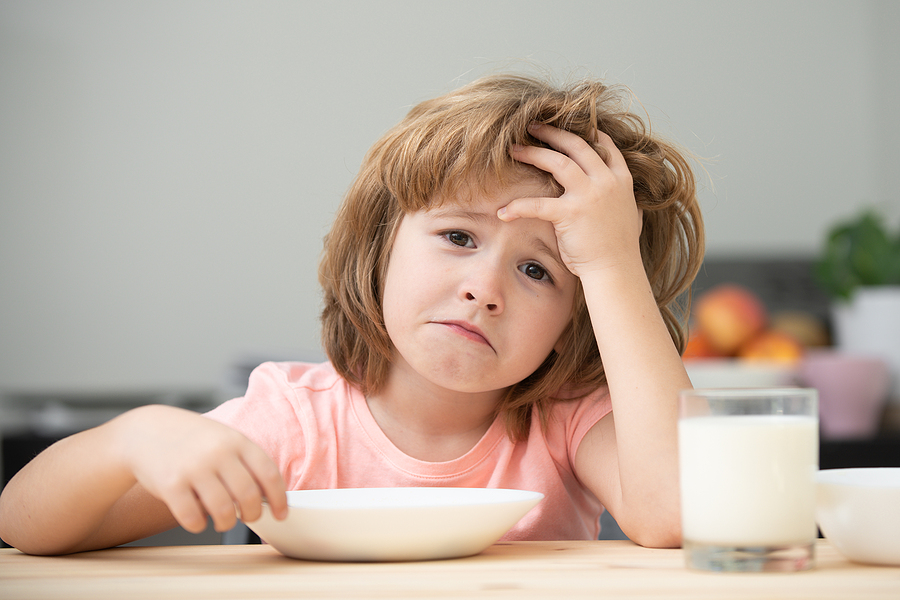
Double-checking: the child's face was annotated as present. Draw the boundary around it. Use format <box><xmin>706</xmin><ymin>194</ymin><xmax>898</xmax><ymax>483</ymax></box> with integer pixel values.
<box><xmin>381</xmin><ymin>178</ymin><xmax>578</xmax><ymax>399</ymax></box>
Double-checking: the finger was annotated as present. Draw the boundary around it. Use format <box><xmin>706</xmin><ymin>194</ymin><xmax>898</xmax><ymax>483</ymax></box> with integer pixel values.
<box><xmin>216</xmin><ymin>461</ymin><xmax>266</xmax><ymax>524</ymax></box>
<box><xmin>497</xmin><ymin>196</ymin><xmax>561</xmax><ymax>224</ymax></box>
<box><xmin>526</xmin><ymin>123</ymin><xmax>607</xmax><ymax>176</ymax></box>
<box><xmin>592</xmin><ymin>129</ymin><xmax>631</xmax><ymax>176</ymax></box>
<box><xmin>511</xmin><ymin>144</ymin><xmax>590</xmax><ymax>193</ymax></box>
<box><xmin>161</xmin><ymin>482</ymin><xmax>211</xmax><ymax>534</ymax></box>
<box><xmin>241</xmin><ymin>446</ymin><xmax>288</xmax><ymax>520</ymax></box>
<box><xmin>192</xmin><ymin>474</ymin><xmax>240</xmax><ymax>533</ymax></box>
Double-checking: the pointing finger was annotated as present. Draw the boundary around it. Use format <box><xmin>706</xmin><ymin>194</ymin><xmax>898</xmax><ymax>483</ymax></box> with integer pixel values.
<box><xmin>497</xmin><ymin>196</ymin><xmax>559</xmax><ymax>224</ymax></box>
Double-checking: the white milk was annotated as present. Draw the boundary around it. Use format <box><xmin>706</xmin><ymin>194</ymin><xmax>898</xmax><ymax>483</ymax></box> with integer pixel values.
<box><xmin>679</xmin><ymin>414</ymin><xmax>818</xmax><ymax>547</ymax></box>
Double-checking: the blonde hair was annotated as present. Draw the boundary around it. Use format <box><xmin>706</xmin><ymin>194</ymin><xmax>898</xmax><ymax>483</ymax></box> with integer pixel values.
<box><xmin>319</xmin><ymin>73</ymin><xmax>704</xmax><ymax>440</ymax></box>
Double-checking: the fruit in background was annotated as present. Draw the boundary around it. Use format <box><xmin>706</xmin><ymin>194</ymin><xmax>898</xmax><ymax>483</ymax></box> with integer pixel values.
<box><xmin>686</xmin><ymin>284</ymin><xmax>814</xmax><ymax>363</ymax></box>
<box><xmin>770</xmin><ymin>310</ymin><xmax>830</xmax><ymax>347</ymax></box>
<box><xmin>694</xmin><ymin>284</ymin><xmax>768</xmax><ymax>355</ymax></box>
<box><xmin>737</xmin><ymin>330</ymin><xmax>804</xmax><ymax>363</ymax></box>
<box><xmin>683</xmin><ymin>330</ymin><xmax>722</xmax><ymax>359</ymax></box>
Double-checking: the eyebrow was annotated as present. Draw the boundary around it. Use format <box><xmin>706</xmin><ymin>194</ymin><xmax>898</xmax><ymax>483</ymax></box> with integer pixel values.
<box><xmin>429</xmin><ymin>207</ymin><xmax>570</xmax><ymax>275</ymax></box>
<box><xmin>429</xmin><ymin>207</ymin><xmax>495</xmax><ymax>225</ymax></box>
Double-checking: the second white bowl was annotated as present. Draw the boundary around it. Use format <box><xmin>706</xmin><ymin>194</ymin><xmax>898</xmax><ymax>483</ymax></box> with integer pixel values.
<box><xmin>816</xmin><ymin>468</ymin><xmax>900</xmax><ymax>566</ymax></box>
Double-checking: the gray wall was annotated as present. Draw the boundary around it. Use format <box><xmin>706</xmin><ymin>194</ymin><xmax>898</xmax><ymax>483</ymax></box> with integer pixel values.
<box><xmin>2</xmin><ymin>0</ymin><xmax>898</xmax><ymax>394</ymax></box>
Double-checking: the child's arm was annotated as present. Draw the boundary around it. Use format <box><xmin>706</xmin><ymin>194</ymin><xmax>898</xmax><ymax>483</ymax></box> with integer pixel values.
<box><xmin>0</xmin><ymin>405</ymin><xmax>288</xmax><ymax>555</ymax></box>
<box><xmin>501</xmin><ymin>124</ymin><xmax>688</xmax><ymax>548</ymax></box>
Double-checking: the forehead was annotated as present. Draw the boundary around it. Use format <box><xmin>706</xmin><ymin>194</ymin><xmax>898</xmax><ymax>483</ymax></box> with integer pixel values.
<box><xmin>427</xmin><ymin>173</ymin><xmax>556</xmax><ymax>211</ymax></box>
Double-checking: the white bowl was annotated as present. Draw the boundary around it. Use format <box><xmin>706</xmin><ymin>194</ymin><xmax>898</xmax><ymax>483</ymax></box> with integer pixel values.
<box><xmin>244</xmin><ymin>487</ymin><xmax>543</xmax><ymax>562</ymax></box>
<box><xmin>816</xmin><ymin>468</ymin><xmax>900</xmax><ymax>565</ymax></box>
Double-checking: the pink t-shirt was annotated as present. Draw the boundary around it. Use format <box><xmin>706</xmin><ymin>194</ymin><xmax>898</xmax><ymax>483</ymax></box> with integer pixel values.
<box><xmin>205</xmin><ymin>361</ymin><xmax>612</xmax><ymax>540</ymax></box>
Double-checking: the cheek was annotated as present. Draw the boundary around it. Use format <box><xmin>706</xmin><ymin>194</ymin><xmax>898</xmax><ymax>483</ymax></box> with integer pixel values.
<box><xmin>381</xmin><ymin>267</ymin><xmax>411</xmax><ymax>332</ymax></box>
<box><xmin>382</xmin><ymin>251</ymin><xmax>438</xmax><ymax>330</ymax></box>
<box><xmin>513</xmin><ymin>293</ymin><xmax>574</xmax><ymax>348</ymax></box>
<box><xmin>545</xmin><ymin>313</ymin><xmax>574</xmax><ymax>350</ymax></box>
<box><xmin>537</xmin><ymin>294</ymin><xmax>576</xmax><ymax>349</ymax></box>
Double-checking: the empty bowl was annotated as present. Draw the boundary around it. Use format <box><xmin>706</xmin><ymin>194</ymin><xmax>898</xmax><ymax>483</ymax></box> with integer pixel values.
<box><xmin>244</xmin><ymin>487</ymin><xmax>543</xmax><ymax>562</ymax></box>
<box><xmin>816</xmin><ymin>468</ymin><xmax>900</xmax><ymax>565</ymax></box>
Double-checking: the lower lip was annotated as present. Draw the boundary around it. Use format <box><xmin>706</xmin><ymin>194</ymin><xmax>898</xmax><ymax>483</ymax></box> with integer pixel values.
<box><xmin>439</xmin><ymin>323</ymin><xmax>491</xmax><ymax>348</ymax></box>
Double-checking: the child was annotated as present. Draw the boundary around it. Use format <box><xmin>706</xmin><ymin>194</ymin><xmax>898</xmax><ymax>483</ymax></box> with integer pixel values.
<box><xmin>0</xmin><ymin>73</ymin><xmax>704</xmax><ymax>555</ymax></box>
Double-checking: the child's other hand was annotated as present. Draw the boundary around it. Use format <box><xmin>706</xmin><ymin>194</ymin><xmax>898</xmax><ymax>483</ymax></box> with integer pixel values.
<box><xmin>115</xmin><ymin>405</ymin><xmax>288</xmax><ymax>534</ymax></box>
<box><xmin>501</xmin><ymin>123</ymin><xmax>642</xmax><ymax>277</ymax></box>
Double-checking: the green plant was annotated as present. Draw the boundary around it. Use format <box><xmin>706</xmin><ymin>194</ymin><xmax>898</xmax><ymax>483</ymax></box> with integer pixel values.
<box><xmin>814</xmin><ymin>210</ymin><xmax>900</xmax><ymax>301</ymax></box>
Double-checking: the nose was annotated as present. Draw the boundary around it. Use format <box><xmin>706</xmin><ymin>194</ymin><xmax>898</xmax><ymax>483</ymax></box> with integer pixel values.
<box><xmin>460</xmin><ymin>263</ymin><xmax>505</xmax><ymax>313</ymax></box>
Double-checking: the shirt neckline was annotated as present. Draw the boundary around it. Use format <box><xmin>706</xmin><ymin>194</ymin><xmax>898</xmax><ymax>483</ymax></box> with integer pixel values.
<box><xmin>348</xmin><ymin>384</ymin><xmax>508</xmax><ymax>477</ymax></box>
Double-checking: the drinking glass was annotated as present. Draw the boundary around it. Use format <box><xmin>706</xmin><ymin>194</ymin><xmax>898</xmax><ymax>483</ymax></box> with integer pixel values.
<box><xmin>678</xmin><ymin>388</ymin><xmax>819</xmax><ymax>572</ymax></box>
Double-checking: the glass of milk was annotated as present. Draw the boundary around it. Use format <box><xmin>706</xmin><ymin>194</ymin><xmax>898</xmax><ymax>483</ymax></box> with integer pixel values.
<box><xmin>678</xmin><ymin>388</ymin><xmax>818</xmax><ymax>572</ymax></box>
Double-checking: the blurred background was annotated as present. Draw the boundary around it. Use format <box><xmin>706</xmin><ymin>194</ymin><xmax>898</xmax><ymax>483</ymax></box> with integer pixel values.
<box><xmin>2</xmin><ymin>0</ymin><xmax>898</xmax><ymax>398</ymax></box>
<box><xmin>2</xmin><ymin>0</ymin><xmax>899</xmax><ymax>546</ymax></box>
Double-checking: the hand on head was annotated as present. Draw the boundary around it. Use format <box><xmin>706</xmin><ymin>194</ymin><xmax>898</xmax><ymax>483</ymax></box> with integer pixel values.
<box><xmin>500</xmin><ymin>123</ymin><xmax>643</xmax><ymax>277</ymax></box>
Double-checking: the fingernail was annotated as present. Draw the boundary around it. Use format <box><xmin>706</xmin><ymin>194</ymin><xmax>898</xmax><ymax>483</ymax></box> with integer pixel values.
<box><xmin>511</xmin><ymin>144</ymin><xmax>525</xmax><ymax>152</ymax></box>
<box><xmin>528</xmin><ymin>122</ymin><xmax>541</xmax><ymax>131</ymax></box>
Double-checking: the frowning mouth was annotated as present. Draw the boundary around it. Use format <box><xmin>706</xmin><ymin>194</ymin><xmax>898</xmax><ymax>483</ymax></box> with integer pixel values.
<box><xmin>434</xmin><ymin>320</ymin><xmax>494</xmax><ymax>350</ymax></box>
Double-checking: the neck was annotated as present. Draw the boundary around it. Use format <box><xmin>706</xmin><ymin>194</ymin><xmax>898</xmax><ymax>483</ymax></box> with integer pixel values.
<box><xmin>366</xmin><ymin>360</ymin><xmax>504</xmax><ymax>462</ymax></box>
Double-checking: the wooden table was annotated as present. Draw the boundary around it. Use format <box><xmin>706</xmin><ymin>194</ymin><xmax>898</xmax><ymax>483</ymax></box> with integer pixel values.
<box><xmin>2</xmin><ymin>540</ymin><xmax>899</xmax><ymax>599</ymax></box>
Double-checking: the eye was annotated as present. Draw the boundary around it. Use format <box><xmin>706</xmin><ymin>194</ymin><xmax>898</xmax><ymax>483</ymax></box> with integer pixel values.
<box><xmin>520</xmin><ymin>262</ymin><xmax>552</xmax><ymax>283</ymax></box>
<box><xmin>445</xmin><ymin>230</ymin><xmax>474</xmax><ymax>248</ymax></box>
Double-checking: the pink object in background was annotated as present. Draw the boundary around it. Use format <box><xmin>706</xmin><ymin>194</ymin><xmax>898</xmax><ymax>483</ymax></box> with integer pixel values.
<box><xmin>799</xmin><ymin>350</ymin><xmax>890</xmax><ymax>440</ymax></box>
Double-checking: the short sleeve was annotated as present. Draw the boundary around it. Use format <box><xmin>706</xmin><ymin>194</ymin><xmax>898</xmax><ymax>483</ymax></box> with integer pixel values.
<box><xmin>540</xmin><ymin>386</ymin><xmax>612</xmax><ymax>473</ymax></box>
<box><xmin>204</xmin><ymin>362</ymin><xmax>311</xmax><ymax>481</ymax></box>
